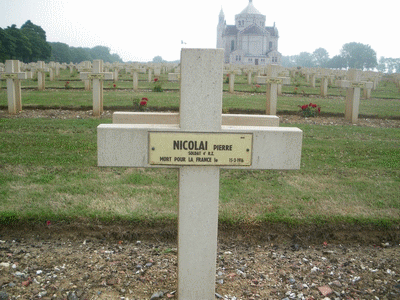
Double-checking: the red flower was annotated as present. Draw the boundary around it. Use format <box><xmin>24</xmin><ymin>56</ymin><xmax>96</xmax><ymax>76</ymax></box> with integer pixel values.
<box><xmin>113</xmin><ymin>84</ymin><xmax>116</xmax><ymax>88</ymax></box>
<box><xmin>255</xmin><ymin>84</ymin><xmax>261</xmax><ymax>88</ymax></box>
<box><xmin>46</xmin><ymin>221</ymin><xmax>51</xmax><ymax>226</ymax></box>
<box><xmin>66</xmin><ymin>81</ymin><xmax>69</xmax><ymax>84</ymax></box>
<box><xmin>294</xmin><ymin>87</ymin><xmax>298</xmax><ymax>90</ymax></box>
<box><xmin>141</xmin><ymin>97</ymin><xmax>148</xmax><ymax>101</ymax></box>
<box><xmin>301</xmin><ymin>105</ymin><xmax>308</xmax><ymax>110</ymax></box>
<box><xmin>154</xmin><ymin>78</ymin><xmax>158</xmax><ymax>82</ymax></box>
<box><xmin>318</xmin><ymin>107</ymin><xmax>321</xmax><ymax>113</ymax></box>
<box><xmin>139</xmin><ymin>100</ymin><xmax>147</xmax><ymax>106</ymax></box>
<box><xmin>311</xmin><ymin>104</ymin><xmax>317</xmax><ymax>108</ymax></box>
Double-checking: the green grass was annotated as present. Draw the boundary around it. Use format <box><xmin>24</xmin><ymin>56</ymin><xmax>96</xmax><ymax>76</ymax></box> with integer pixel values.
<box><xmin>1</xmin><ymin>118</ymin><xmax>399</xmax><ymax>226</ymax></box>
<box><xmin>1</xmin><ymin>69</ymin><xmax>399</xmax><ymax>118</ymax></box>
<box><xmin>0</xmin><ymin>69</ymin><xmax>399</xmax><ymax>226</ymax></box>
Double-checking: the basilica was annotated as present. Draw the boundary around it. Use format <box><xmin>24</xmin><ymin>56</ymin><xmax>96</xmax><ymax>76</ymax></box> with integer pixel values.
<box><xmin>217</xmin><ymin>0</ymin><xmax>282</xmax><ymax>65</ymax></box>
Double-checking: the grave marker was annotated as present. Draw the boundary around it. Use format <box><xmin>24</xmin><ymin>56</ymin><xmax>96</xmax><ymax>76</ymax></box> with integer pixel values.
<box><xmin>168</xmin><ymin>72</ymin><xmax>180</xmax><ymax>82</ymax></box>
<box><xmin>336</xmin><ymin>69</ymin><xmax>373</xmax><ymax>123</ymax></box>
<box><xmin>133</xmin><ymin>69</ymin><xmax>139</xmax><ymax>91</ymax></box>
<box><xmin>0</xmin><ymin>60</ymin><xmax>29</xmax><ymax>114</ymax></box>
<box><xmin>35</xmin><ymin>61</ymin><xmax>49</xmax><ymax>91</ymax></box>
<box><xmin>97</xmin><ymin>49</ymin><xmax>302</xmax><ymax>299</ymax></box>
<box><xmin>79</xmin><ymin>61</ymin><xmax>92</xmax><ymax>91</ymax></box>
<box><xmin>256</xmin><ymin>65</ymin><xmax>290</xmax><ymax>115</ymax></box>
<box><xmin>80</xmin><ymin>60</ymin><xmax>114</xmax><ymax>116</ymax></box>
<box><xmin>228</xmin><ymin>71</ymin><xmax>235</xmax><ymax>93</ymax></box>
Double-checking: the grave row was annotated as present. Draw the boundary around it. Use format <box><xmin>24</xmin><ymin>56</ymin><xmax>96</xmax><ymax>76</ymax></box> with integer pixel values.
<box><xmin>0</xmin><ymin>59</ymin><xmax>387</xmax><ymax>123</ymax></box>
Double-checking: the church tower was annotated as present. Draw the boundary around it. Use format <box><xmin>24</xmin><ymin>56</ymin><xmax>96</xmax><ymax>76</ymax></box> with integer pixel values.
<box><xmin>216</xmin><ymin>7</ymin><xmax>225</xmax><ymax>49</ymax></box>
<box><xmin>216</xmin><ymin>0</ymin><xmax>281</xmax><ymax>65</ymax></box>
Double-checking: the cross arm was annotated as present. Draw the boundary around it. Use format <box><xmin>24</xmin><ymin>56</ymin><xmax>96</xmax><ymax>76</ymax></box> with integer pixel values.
<box><xmin>97</xmin><ymin>124</ymin><xmax>302</xmax><ymax>170</ymax></box>
<box><xmin>80</xmin><ymin>72</ymin><xmax>114</xmax><ymax>80</ymax></box>
<box><xmin>256</xmin><ymin>76</ymin><xmax>291</xmax><ymax>85</ymax></box>
<box><xmin>0</xmin><ymin>72</ymin><xmax>29</xmax><ymax>80</ymax></box>
<box><xmin>336</xmin><ymin>80</ymin><xmax>374</xmax><ymax>89</ymax></box>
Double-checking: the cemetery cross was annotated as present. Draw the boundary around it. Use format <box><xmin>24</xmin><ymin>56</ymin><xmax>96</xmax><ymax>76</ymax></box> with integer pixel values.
<box><xmin>97</xmin><ymin>49</ymin><xmax>303</xmax><ymax>299</ymax></box>
<box><xmin>0</xmin><ymin>60</ymin><xmax>29</xmax><ymax>114</ymax></box>
<box><xmin>256</xmin><ymin>64</ymin><xmax>290</xmax><ymax>115</ymax></box>
<box><xmin>35</xmin><ymin>61</ymin><xmax>49</xmax><ymax>91</ymax></box>
<box><xmin>336</xmin><ymin>69</ymin><xmax>373</xmax><ymax>124</ymax></box>
<box><xmin>80</xmin><ymin>60</ymin><xmax>114</xmax><ymax>117</ymax></box>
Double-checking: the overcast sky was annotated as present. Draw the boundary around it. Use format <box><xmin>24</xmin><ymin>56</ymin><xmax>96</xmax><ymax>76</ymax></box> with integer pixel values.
<box><xmin>1</xmin><ymin>0</ymin><xmax>398</xmax><ymax>62</ymax></box>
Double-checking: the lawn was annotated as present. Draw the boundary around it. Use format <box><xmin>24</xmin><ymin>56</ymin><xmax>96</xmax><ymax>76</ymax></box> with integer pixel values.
<box><xmin>0</xmin><ymin>69</ymin><xmax>399</xmax><ymax>227</ymax></box>
<box><xmin>0</xmin><ymin>118</ymin><xmax>399</xmax><ymax>226</ymax></box>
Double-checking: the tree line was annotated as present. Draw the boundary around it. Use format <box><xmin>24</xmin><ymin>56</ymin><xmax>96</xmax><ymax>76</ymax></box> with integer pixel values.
<box><xmin>49</xmin><ymin>43</ymin><xmax>123</xmax><ymax>64</ymax></box>
<box><xmin>281</xmin><ymin>42</ymin><xmax>400</xmax><ymax>73</ymax></box>
<box><xmin>0</xmin><ymin>20</ymin><xmax>123</xmax><ymax>64</ymax></box>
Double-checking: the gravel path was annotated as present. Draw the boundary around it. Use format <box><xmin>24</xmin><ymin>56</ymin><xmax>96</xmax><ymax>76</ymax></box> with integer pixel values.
<box><xmin>0</xmin><ymin>224</ymin><xmax>399</xmax><ymax>300</ymax></box>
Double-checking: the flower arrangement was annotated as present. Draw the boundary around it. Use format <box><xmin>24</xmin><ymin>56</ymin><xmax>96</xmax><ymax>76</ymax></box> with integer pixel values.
<box><xmin>224</xmin><ymin>74</ymin><xmax>230</xmax><ymax>84</ymax></box>
<box><xmin>298</xmin><ymin>102</ymin><xmax>321</xmax><ymax>117</ymax></box>
<box><xmin>253</xmin><ymin>84</ymin><xmax>261</xmax><ymax>93</ymax></box>
<box><xmin>65</xmin><ymin>81</ymin><xmax>71</xmax><ymax>89</ymax></box>
<box><xmin>152</xmin><ymin>77</ymin><xmax>163</xmax><ymax>92</ymax></box>
<box><xmin>134</xmin><ymin>97</ymin><xmax>149</xmax><ymax>111</ymax></box>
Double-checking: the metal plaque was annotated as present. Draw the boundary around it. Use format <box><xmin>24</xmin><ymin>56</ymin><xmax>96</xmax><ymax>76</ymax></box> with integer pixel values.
<box><xmin>266</xmin><ymin>78</ymin><xmax>283</xmax><ymax>84</ymax></box>
<box><xmin>149</xmin><ymin>132</ymin><xmax>252</xmax><ymax>166</ymax></box>
<box><xmin>2</xmin><ymin>74</ymin><xmax>18</xmax><ymax>79</ymax></box>
<box><xmin>87</xmin><ymin>73</ymin><xmax>105</xmax><ymax>80</ymax></box>
<box><xmin>351</xmin><ymin>82</ymin><xmax>365</xmax><ymax>88</ymax></box>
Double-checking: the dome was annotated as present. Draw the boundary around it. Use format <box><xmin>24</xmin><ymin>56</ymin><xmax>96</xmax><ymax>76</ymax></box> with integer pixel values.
<box><xmin>239</xmin><ymin>0</ymin><xmax>262</xmax><ymax>15</ymax></box>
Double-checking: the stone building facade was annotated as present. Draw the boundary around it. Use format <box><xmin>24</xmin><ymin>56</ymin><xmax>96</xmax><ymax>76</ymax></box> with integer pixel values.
<box><xmin>217</xmin><ymin>0</ymin><xmax>282</xmax><ymax>65</ymax></box>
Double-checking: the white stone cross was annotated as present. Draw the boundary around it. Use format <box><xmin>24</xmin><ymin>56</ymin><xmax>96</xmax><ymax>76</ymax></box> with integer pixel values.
<box><xmin>35</xmin><ymin>61</ymin><xmax>49</xmax><ymax>91</ymax></box>
<box><xmin>223</xmin><ymin>70</ymin><xmax>237</xmax><ymax>93</ymax></box>
<box><xmin>79</xmin><ymin>61</ymin><xmax>92</xmax><ymax>91</ymax></box>
<box><xmin>336</xmin><ymin>69</ymin><xmax>374</xmax><ymax>123</ymax></box>
<box><xmin>47</xmin><ymin>62</ymin><xmax>56</xmax><ymax>81</ymax></box>
<box><xmin>168</xmin><ymin>72</ymin><xmax>180</xmax><ymax>83</ymax></box>
<box><xmin>80</xmin><ymin>60</ymin><xmax>114</xmax><ymax>116</ymax></box>
<box><xmin>0</xmin><ymin>60</ymin><xmax>30</xmax><ymax>114</ymax></box>
<box><xmin>97</xmin><ymin>49</ymin><xmax>302</xmax><ymax>299</ymax></box>
<box><xmin>256</xmin><ymin>64</ymin><xmax>290</xmax><ymax>115</ymax></box>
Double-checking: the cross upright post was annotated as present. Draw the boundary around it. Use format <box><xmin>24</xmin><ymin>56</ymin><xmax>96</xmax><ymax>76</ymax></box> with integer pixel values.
<box><xmin>133</xmin><ymin>69</ymin><xmax>139</xmax><ymax>91</ymax></box>
<box><xmin>79</xmin><ymin>61</ymin><xmax>92</xmax><ymax>91</ymax></box>
<box><xmin>256</xmin><ymin>64</ymin><xmax>290</xmax><ymax>115</ymax></box>
<box><xmin>97</xmin><ymin>49</ymin><xmax>302</xmax><ymax>299</ymax></box>
<box><xmin>36</xmin><ymin>61</ymin><xmax>49</xmax><ymax>91</ymax></box>
<box><xmin>80</xmin><ymin>60</ymin><xmax>114</xmax><ymax>116</ymax></box>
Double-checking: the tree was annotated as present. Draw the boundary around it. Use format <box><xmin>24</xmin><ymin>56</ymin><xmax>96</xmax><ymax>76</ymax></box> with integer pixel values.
<box><xmin>152</xmin><ymin>56</ymin><xmax>164</xmax><ymax>63</ymax></box>
<box><xmin>49</xmin><ymin>42</ymin><xmax>72</xmax><ymax>63</ymax></box>
<box><xmin>4</xmin><ymin>25</ymin><xmax>32</xmax><ymax>62</ymax></box>
<box><xmin>70</xmin><ymin>47</ymin><xmax>92</xmax><ymax>63</ymax></box>
<box><xmin>376</xmin><ymin>56</ymin><xmax>387</xmax><ymax>73</ymax></box>
<box><xmin>294</xmin><ymin>52</ymin><xmax>314</xmax><ymax>67</ymax></box>
<box><xmin>340</xmin><ymin>42</ymin><xmax>377</xmax><ymax>70</ymax></box>
<box><xmin>0</xmin><ymin>28</ymin><xmax>15</xmax><ymax>62</ymax></box>
<box><xmin>90</xmin><ymin>46</ymin><xmax>112</xmax><ymax>61</ymax></box>
<box><xmin>312</xmin><ymin>48</ymin><xmax>329</xmax><ymax>67</ymax></box>
<box><xmin>110</xmin><ymin>53</ymin><xmax>123</xmax><ymax>63</ymax></box>
<box><xmin>20</xmin><ymin>20</ymin><xmax>51</xmax><ymax>61</ymax></box>
<box><xmin>326</xmin><ymin>55</ymin><xmax>347</xmax><ymax>69</ymax></box>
